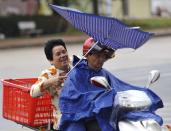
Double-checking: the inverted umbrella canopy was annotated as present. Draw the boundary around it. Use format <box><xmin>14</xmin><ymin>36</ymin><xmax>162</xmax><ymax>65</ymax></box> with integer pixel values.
<box><xmin>50</xmin><ymin>4</ymin><xmax>154</xmax><ymax>50</ymax></box>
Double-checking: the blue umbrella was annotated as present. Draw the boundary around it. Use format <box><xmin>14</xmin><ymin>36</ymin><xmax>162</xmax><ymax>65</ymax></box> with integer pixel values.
<box><xmin>50</xmin><ymin>4</ymin><xmax>154</xmax><ymax>50</ymax></box>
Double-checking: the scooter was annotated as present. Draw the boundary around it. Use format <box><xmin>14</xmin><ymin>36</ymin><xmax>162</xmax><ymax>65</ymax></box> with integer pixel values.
<box><xmin>90</xmin><ymin>70</ymin><xmax>171</xmax><ymax>131</ymax></box>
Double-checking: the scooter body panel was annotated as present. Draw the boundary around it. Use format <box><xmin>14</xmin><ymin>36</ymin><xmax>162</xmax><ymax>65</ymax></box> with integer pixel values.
<box><xmin>119</xmin><ymin>119</ymin><xmax>162</xmax><ymax>131</ymax></box>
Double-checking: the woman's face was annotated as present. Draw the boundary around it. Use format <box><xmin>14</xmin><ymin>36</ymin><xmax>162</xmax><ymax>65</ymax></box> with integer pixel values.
<box><xmin>50</xmin><ymin>45</ymin><xmax>69</xmax><ymax>70</ymax></box>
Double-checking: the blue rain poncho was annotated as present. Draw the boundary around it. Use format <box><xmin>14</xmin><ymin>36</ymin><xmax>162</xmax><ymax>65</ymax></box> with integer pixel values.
<box><xmin>59</xmin><ymin>58</ymin><xmax>163</xmax><ymax>131</ymax></box>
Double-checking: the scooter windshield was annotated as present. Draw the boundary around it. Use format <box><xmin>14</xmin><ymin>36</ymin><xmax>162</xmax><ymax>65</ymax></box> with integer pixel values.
<box><xmin>114</xmin><ymin>90</ymin><xmax>152</xmax><ymax>111</ymax></box>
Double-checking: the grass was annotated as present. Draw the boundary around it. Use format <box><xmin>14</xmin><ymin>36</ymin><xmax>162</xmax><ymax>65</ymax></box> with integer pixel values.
<box><xmin>123</xmin><ymin>18</ymin><xmax>171</xmax><ymax>29</ymax></box>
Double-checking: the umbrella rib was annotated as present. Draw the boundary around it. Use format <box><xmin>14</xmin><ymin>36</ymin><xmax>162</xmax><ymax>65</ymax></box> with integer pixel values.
<box><xmin>66</xmin><ymin>41</ymin><xmax>99</xmax><ymax>76</ymax></box>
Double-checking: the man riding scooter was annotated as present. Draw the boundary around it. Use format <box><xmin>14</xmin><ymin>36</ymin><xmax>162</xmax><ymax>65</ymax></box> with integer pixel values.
<box><xmin>59</xmin><ymin>37</ymin><xmax>163</xmax><ymax>131</ymax></box>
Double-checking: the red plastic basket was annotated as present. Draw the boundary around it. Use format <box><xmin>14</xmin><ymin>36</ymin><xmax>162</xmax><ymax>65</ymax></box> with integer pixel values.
<box><xmin>1</xmin><ymin>78</ymin><xmax>53</xmax><ymax>127</ymax></box>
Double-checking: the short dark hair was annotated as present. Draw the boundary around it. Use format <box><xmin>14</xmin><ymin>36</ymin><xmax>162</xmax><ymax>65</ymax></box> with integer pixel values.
<box><xmin>44</xmin><ymin>39</ymin><xmax>67</xmax><ymax>60</ymax></box>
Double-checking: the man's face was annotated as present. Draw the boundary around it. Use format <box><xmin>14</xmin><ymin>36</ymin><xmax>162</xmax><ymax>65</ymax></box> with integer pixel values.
<box><xmin>50</xmin><ymin>45</ymin><xmax>69</xmax><ymax>70</ymax></box>
<box><xmin>86</xmin><ymin>52</ymin><xmax>109</xmax><ymax>70</ymax></box>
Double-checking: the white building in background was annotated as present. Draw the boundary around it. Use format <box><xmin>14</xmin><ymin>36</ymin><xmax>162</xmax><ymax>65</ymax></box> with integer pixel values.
<box><xmin>71</xmin><ymin>0</ymin><xmax>152</xmax><ymax>19</ymax></box>
<box><xmin>0</xmin><ymin>0</ymin><xmax>171</xmax><ymax>18</ymax></box>
<box><xmin>0</xmin><ymin>0</ymin><xmax>38</xmax><ymax>16</ymax></box>
<box><xmin>100</xmin><ymin>0</ymin><xmax>171</xmax><ymax>18</ymax></box>
<box><xmin>99</xmin><ymin>0</ymin><xmax>151</xmax><ymax>19</ymax></box>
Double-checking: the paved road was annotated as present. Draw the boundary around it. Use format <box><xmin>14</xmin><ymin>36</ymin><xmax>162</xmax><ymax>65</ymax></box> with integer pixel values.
<box><xmin>0</xmin><ymin>36</ymin><xmax>171</xmax><ymax>130</ymax></box>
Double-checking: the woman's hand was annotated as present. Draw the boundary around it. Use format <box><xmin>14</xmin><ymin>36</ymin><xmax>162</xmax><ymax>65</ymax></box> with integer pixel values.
<box><xmin>42</xmin><ymin>72</ymin><xmax>67</xmax><ymax>91</ymax></box>
<box><xmin>51</xmin><ymin>75</ymin><xmax>67</xmax><ymax>88</ymax></box>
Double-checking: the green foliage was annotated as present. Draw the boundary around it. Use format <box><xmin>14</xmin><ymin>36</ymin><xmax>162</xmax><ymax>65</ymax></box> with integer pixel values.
<box><xmin>123</xmin><ymin>18</ymin><xmax>171</xmax><ymax>29</ymax></box>
<box><xmin>1</xmin><ymin>16</ymin><xmax>171</xmax><ymax>38</ymax></box>
<box><xmin>0</xmin><ymin>16</ymin><xmax>19</xmax><ymax>37</ymax></box>
<box><xmin>0</xmin><ymin>15</ymin><xmax>68</xmax><ymax>38</ymax></box>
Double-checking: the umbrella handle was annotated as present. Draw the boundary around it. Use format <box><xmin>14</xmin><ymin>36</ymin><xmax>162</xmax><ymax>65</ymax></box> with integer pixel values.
<box><xmin>66</xmin><ymin>41</ymin><xmax>99</xmax><ymax>76</ymax></box>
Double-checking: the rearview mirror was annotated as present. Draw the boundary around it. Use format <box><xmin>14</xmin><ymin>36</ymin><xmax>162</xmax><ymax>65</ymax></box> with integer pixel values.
<box><xmin>146</xmin><ymin>70</ymin><xmax>160</xmax><ymax>88</ymax></box>
<box><xmin>90</xmin><ymin>76</ymin><xmax>111</xmax><ymax>90</ymax></box>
